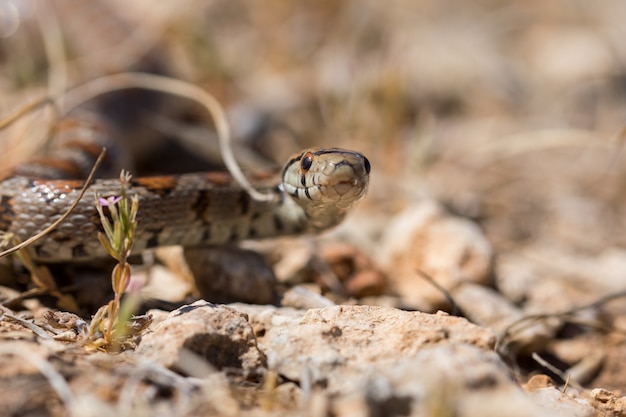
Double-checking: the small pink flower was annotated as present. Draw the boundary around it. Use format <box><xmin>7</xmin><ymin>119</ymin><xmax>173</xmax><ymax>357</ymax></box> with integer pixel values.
<box><xmin>99</xmin><ymin>196</ymin><xmax>122</xmax><ymax>207</ymax></box>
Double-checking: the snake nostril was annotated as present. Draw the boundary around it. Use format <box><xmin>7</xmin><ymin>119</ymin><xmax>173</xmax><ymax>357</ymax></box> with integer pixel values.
<box><xmin>363</xmin><ymin>157</ymin><xmax>371</xmax><ymax>175</ymax></box>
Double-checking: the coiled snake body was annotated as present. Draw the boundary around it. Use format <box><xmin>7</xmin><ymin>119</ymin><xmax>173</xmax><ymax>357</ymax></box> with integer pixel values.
<box><xmin>0</xmin><ymin>133</ymin><xmax>370</xmax><ymax>263</ymax></box>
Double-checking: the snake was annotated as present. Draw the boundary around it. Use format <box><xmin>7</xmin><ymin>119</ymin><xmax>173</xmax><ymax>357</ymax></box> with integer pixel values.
<box><xmin>0</xmin><ymin>118</ymin><xmax>370</xmax><ymax>263</ymax></box>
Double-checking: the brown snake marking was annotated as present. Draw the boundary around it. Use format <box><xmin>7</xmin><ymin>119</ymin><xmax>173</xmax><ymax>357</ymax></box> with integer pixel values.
<box><xmin>0</xmin><ymin>122</ymin><xmax>370</xmax><ymax>263</ymax></box>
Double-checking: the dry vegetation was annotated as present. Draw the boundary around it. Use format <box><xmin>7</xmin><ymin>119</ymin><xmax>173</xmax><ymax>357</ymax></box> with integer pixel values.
<box><xmin>2</xmin><ymin>0</ymin><xmax>626</xmax><ymax>416</ymax></box>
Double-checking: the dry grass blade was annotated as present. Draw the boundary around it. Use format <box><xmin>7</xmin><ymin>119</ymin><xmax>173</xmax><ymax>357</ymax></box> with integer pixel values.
<box><xmin>59</xmin><ymin>72</ymin><xmax>277</xmax><ymax>202</ymax></box>
<box><xmin>1</xmin><ymin>311</ymin><xmax>53</xmax><ymax>340</ymax></box>
<box><xmin>0</xmin><ymin>97</ymin><xmax>57</xmax><ymax>130</ymax></box>
<box><xmin>415</xmin><ymin>269</ymin><xmax>459</xmax><ymax>316</ymax></box>
<box><xmin>35</xmin><ymin>0</ymin><xmax>67</xmax><ymax>107</ymax></box>
<box><xmin>497</xmin><ymin>290</ymin><xmax>626</xmax><ymax>355</ymax></box>
<box><xmin>532</xmin><ymin>352</ymin><xmax>584</xmax><ymax>392</ymax></box>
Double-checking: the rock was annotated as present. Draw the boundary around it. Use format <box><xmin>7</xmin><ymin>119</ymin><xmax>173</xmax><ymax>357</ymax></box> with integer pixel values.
<box><xmin>452</xmin><ymin>282</ymin><xmax>559</xmax><ymax>355</ymax></box>
<box><xmin>589</xmin><ymin>388</ymin><xmax>626</xmax><ymax>417</ymax></box>
<box><xmin>526</xmin><ymin>387</ymin><xmax>595</xmax><ymax>417</ymax></box>
<box><xmin>496</xmin><ymin>247</ymin><xmax>626</xmax><ymax>313</ymax></box>
<box><xmin>319</xmin><ymin>242</ymin><xmax>388</xmax><ymax>298</ymax></box>
<box><xmin>134</xmin><ymin>263</ymin><xmax>194</xmax><ymax>302</ymax></box>
<box><xmin>227</xmin><ymin>303</ymin><xmax>305</xmax><ymax>339</ymax></box>
<box><xmin>247</xmin><ymin>239</ymin><xmax>388</xmax><ymax>298</ymax></box>
<box><xmin>252</xmin><ymin>238</ymin><xmax>316</xmax><ymax>284</ymax></box>
<box><xmin>331</xmin><ymin>344</ymin><xmax>552</xmax><ymax>417</ymax></box>
<box><xmin>378</xmin><ymin>201</ymin><xmax>493</xmax><ymax>311</ymax></box>
<box><xmin>183</xmin><ymin>246</ymin><xmax>277</xmax><ymax>304</ymax></box>
<box><xmin>136</xmin><ymin>301</ymin><xmax>266</xmax><ymax>379</ymax></box>
<box><xmin>248</xmin><ymin>304</ymin><xmax>495</xmax><ymax>391</ymax></box>
<box><xmin>523</xmin><ymin>374</ymin><xmax>557</xmax><ymax>391</ymax></box>
<box><xmin>280</xmin><ymin>285</ymin><xmax>336</xmax><ymax>309</ymax></box>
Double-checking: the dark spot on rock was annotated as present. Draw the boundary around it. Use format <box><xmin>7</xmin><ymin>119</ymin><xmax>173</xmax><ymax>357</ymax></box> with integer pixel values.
<box><xmin>322</xmin><ymin>326</ymin><xmax>342</xmax><ymax>338</ymax></box>
<box><xmin>367</xmin><ymin>395</ymin><xmax>413</xmax><ymax>417</ymax></box>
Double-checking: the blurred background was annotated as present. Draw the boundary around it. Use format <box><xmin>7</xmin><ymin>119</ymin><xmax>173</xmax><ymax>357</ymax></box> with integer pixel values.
<box><xmin>3</xmin><ymin>0</ymin><xmax>626</xmax><ymax>290</ymax></box>
<box><xmin>2</xmin><ymin>0</ymin><xmax>626</xmax><ymax>295</ymax></box>
<box><xmin>3</xmin><ymin>0</ymin><xmax>626</xmax><ymax>389</ymax></box>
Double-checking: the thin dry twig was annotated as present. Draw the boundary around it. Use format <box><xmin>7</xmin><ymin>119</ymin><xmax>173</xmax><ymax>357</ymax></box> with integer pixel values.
<box><xmin>0</xmin><ymin>311</ymin><xmax>53</xmax><ymax>340</ymax></box>
<box><xmin>1</xmin><ymin>73</ymin><xmax>274</xmax><ymax>202</ymax></box>
<box><xmin>58</xmin><ymin>72</ymin><xmax>277</xmax><ymax>202</ymax></box>
<box><xmin>497</xmin><ymin>289</ymin><xmax>626</xmax><ymax>353</ymax></box>
<box><xmin>563</xmin><ymin>374</ymin><xmax>571</xmax><ymax>394</ymax></box>
<box><xmin>1</xmin><ymin>287</ymin><xmax>49</xmax><ymax>308</ymax></box>
<box><xmin>415</xmin><ymin>269</ymin><xmax>459</xmax><ymax>316</ymax></box>
<box><xmin>532</xmin><ymin>352</ymin><xmax>584</xmax><ymax>392</ymax></box>
<box><xmin>35</xmin><ymin>0</ymin><xmax>68</xmax><ymax>109</ymax></box>
<box><xmin>0</xmin><ymin>97</ymin><xmax>57</xmax><ymax>130</ymax></box>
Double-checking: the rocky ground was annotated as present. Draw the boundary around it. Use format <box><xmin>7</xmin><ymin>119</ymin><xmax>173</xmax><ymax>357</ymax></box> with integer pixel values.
<box><xmin>2</xmin><ymin>0</ymin><xmax>626</xmax><ymax>416</ymax></box>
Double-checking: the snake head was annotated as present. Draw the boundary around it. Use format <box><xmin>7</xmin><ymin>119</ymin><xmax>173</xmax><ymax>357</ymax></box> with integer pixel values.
<box><xmin>281</xmin><ymin>147</ymin><xmax>370</xmax><ymax>231</ymax></box>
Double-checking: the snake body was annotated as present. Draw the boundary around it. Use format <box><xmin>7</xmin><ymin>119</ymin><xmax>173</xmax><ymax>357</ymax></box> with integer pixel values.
<box><xmin>1</xmin><ymin>4</ymin><xmax>370</xmax><ymax>264</ymax></box>
<box><xmin>0</xmin><ymin>138</ymin><xmax>370</xmax><ymax>263</ymax></box>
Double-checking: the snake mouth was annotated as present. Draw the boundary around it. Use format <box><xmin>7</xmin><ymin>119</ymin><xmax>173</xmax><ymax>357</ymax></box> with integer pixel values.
<box><xmin>327</xmin><ymin>157</ymin><xmax>369</xmax><ymax>194</ymax></box>
<box><xmin>334</xmin><ymin>179</ymin><xmax>362</xmax><ymax>196</ymax></box>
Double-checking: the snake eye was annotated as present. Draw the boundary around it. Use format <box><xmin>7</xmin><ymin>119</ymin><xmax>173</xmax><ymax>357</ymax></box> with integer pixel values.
<box><xmin>300</xmin><ymin>152</ymin><xmax>314</xmax><ymax>172</ymax></box>
<box><xmin>363</xmin><ymin>157</ymin><xmax>371</xmax><ymax>174</ymax></box>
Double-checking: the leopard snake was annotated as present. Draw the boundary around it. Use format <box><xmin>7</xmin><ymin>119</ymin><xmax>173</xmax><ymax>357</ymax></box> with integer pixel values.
<box><xmin>0</xmin><ymin>120</ymin><xmax>370</xmax><ymax>263</ymax></box>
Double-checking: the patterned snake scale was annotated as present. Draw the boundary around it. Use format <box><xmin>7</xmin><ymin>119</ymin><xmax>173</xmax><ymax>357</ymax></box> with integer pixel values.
<box><xmin>0</xmin><ymin>118</ymin><xmax>370</xmax><ymax>262</ymax></box>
